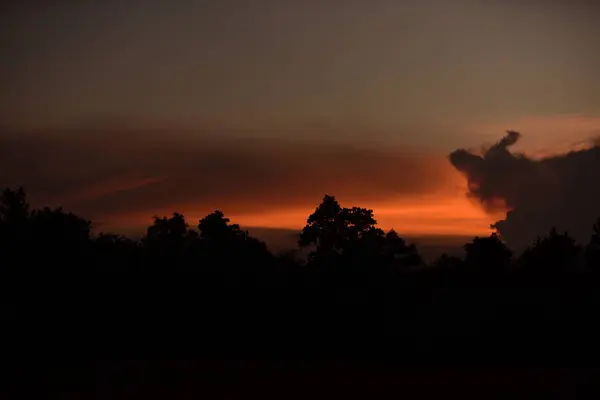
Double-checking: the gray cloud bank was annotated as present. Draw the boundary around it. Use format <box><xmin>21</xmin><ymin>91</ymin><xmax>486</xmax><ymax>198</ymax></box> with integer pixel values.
<box><xmin>449</xmin><ymin>131</ymin><xmax>600</xmax><ymax>248</ymax></box>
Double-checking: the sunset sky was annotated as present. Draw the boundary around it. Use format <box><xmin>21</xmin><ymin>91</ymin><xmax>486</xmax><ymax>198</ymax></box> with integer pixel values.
<box><xmin>2</xmin><ymin>1</ymin><xmax>600</xmax><ymax>243</ymax></box>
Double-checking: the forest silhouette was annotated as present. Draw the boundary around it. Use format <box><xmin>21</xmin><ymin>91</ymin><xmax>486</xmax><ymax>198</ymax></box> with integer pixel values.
<box><xmin>3</xmin><ymin>177</ymin><xmax>600</xmax><ymax>367</ymax></box>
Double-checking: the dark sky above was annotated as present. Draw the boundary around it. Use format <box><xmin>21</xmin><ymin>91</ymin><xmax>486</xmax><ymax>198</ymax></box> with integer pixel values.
<box><xmin>2</xmin><ymin>1</ymin><xmax>599</xmax><ymax>145</ymax></box>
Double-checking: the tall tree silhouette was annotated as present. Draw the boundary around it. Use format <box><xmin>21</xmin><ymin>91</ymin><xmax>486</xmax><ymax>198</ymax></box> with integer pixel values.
<box><xmin>300</xmin><ymin>195</ymin><xmax>392</xmax><ymax>269</ymax></box>
<box><xmin>299</xmin><ymin>195</ymin><xmax>345</xmax><ymax>258</ymax></box>
<box><xmin>299</xmin><ymin>195</ymin><xmax>420</xmax><ymax>269</ymax></box>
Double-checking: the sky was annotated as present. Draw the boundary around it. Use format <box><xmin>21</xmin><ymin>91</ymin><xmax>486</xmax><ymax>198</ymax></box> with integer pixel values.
<box><xmin>2</xmin><ymin>1</ymin><xmax>600</xmax><ymax>249</ymax></box>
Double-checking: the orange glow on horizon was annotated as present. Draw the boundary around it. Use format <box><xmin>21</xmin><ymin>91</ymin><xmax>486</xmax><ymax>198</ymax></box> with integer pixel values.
<box><xmin>97</xmin><ymin>187</ymin><xmax>501</xmax><ymax>238</ymax></box>
<box><xmin>228</xmin><ymin>194</ymin><xmax>499</xmax><ymax>236</ymax></box>
<box><xmin>93</xmin><ymin>166</ymin><xmax>503</xmax><ymax>237</ymax></box>
<box><xmin>90</xmin><ymin>162</ymin><xmax>509</xmax><ymax>238</ymax></box>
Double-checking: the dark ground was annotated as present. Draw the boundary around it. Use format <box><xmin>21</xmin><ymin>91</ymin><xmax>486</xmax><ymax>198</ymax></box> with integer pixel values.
<box><xmin>5</xmin><ymin>361</ymin><xmax>600</xmax><ymax>399</ymax></box>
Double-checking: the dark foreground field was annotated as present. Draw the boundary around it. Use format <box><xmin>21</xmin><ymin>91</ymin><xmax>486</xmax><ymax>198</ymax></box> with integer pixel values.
<box><xmin>6</xmin><ymin>360</ymin><xmax>600</xmax><ymax>399</ymax></box>
<box><xmin>3</xmin><ymin>273</ymin><xmax>600</xmax><ymax>399</ymax></box>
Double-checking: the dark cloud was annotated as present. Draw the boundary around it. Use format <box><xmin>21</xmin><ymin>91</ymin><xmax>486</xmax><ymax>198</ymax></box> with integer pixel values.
<box><xmin>449</xmin><ymin>131</ymin><xmax>600</xmax><ymax>249</ymax></box>
<box><xmin>0</xmin><ymin>128</ymin><xmax>449</xmax><ymax>223</ymax></box>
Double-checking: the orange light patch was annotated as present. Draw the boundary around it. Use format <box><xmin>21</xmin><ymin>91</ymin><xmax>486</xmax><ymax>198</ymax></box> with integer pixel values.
<box><xmin>96</xmin><ymin>170</ymin><xmax>500</xmax><ymax>238</ymax></box>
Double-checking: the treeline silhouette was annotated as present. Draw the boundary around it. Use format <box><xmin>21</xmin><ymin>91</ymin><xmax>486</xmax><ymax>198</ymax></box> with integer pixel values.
<box><xmin>2</xmin><ymin>187</ymin><xmax>600</xmax><ymax>365</ymax></box>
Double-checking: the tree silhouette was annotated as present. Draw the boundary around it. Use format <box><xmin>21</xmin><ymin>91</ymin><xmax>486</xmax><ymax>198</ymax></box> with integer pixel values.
<box><xmin>196</xmin><ymin>210</ymin><xmax>271</xmax><ymax>280</ymax></box>
<box><xmin>0</xmin><ymin>188</ymin><xmax>30</xmax><ymax>270</ymax></box>
<box><xmin>29</xmin><ymin>207</ymin><xmax>91</xmax><ymax>241</ymax></box>
<box><xmin>94</xmin><ymin>233</ymin><xmax>141</xmax><ymax>271</ymax></box>
<box><xmin>0</xmin><ymin>189</ymin><xmax>94</xmax><ymax>268</ymax></box>
<box><xmin>144</xmin><ymin>212</ymin><xmax>196</xmax><ymax>268</ymax></box>
<box><xmin>299</xmin><ymin>195</ymin><xmax>345</xmax><ymax>256</ymax></box>
<box><xmin>198</xmin><ymin>210</ymin><xmax>246</xmax><ymax>242</ymax></box>
<box><xmin>4</xmin><ymin>185</ymin><xmax>600</xmax><ymax>367</ymax></box>
<box><xmin>299</xmin><ymin>195</ymin><xmax>422</xmax><ymax>271</ymax></box>
<box><xmin>432</xmin><ymin>253</ymin><xmax>464</xmax><ymax>271</ymax></box>
<box><xmin>464</xmin><ymin>233</ymin><xmax>512</xmax><ymax>274</ymax></box>
<box><xmin>299</xmin><ymin>196</ymin><xmax>378</xmax><ymax>257</ymax></box>
<box><xmin>27</xmin><ymin>207</ymin><xmax>92</xmax><ymax>269</ymax></box>
<box><xmin>380</xmin><ymin>229</ymin><xmax>422</xmax><ymax>268</ymax></box>
<box><xmin>0</xmin><ymin>187</ymin><xmax>30</xmax><ymax>246</ymax></box>
<box><xmin>585</xmin><ymin>217</ymin><xmax>600</xmax><ymax>269</ymax></box>
<box><xmin>0</xmin><ymin>187</ymin><xmax>29</xmax><ymax>224</ymax></box>
<box><xmin>519</xmin><ymin>228</ymin><xmax>581</xmax><ymax>274</ymax></box>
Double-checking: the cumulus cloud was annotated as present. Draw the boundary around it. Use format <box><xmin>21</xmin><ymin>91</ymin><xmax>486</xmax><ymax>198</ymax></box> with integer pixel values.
<box><xmin>449</xmin><ymin>131</ymin><xmax>600</xmax><ymax>248</ymax></box>
<box><xmin>0</xmin><ymin>128</ymin><xmax>450</xmax><ymax>226</ymax></box>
